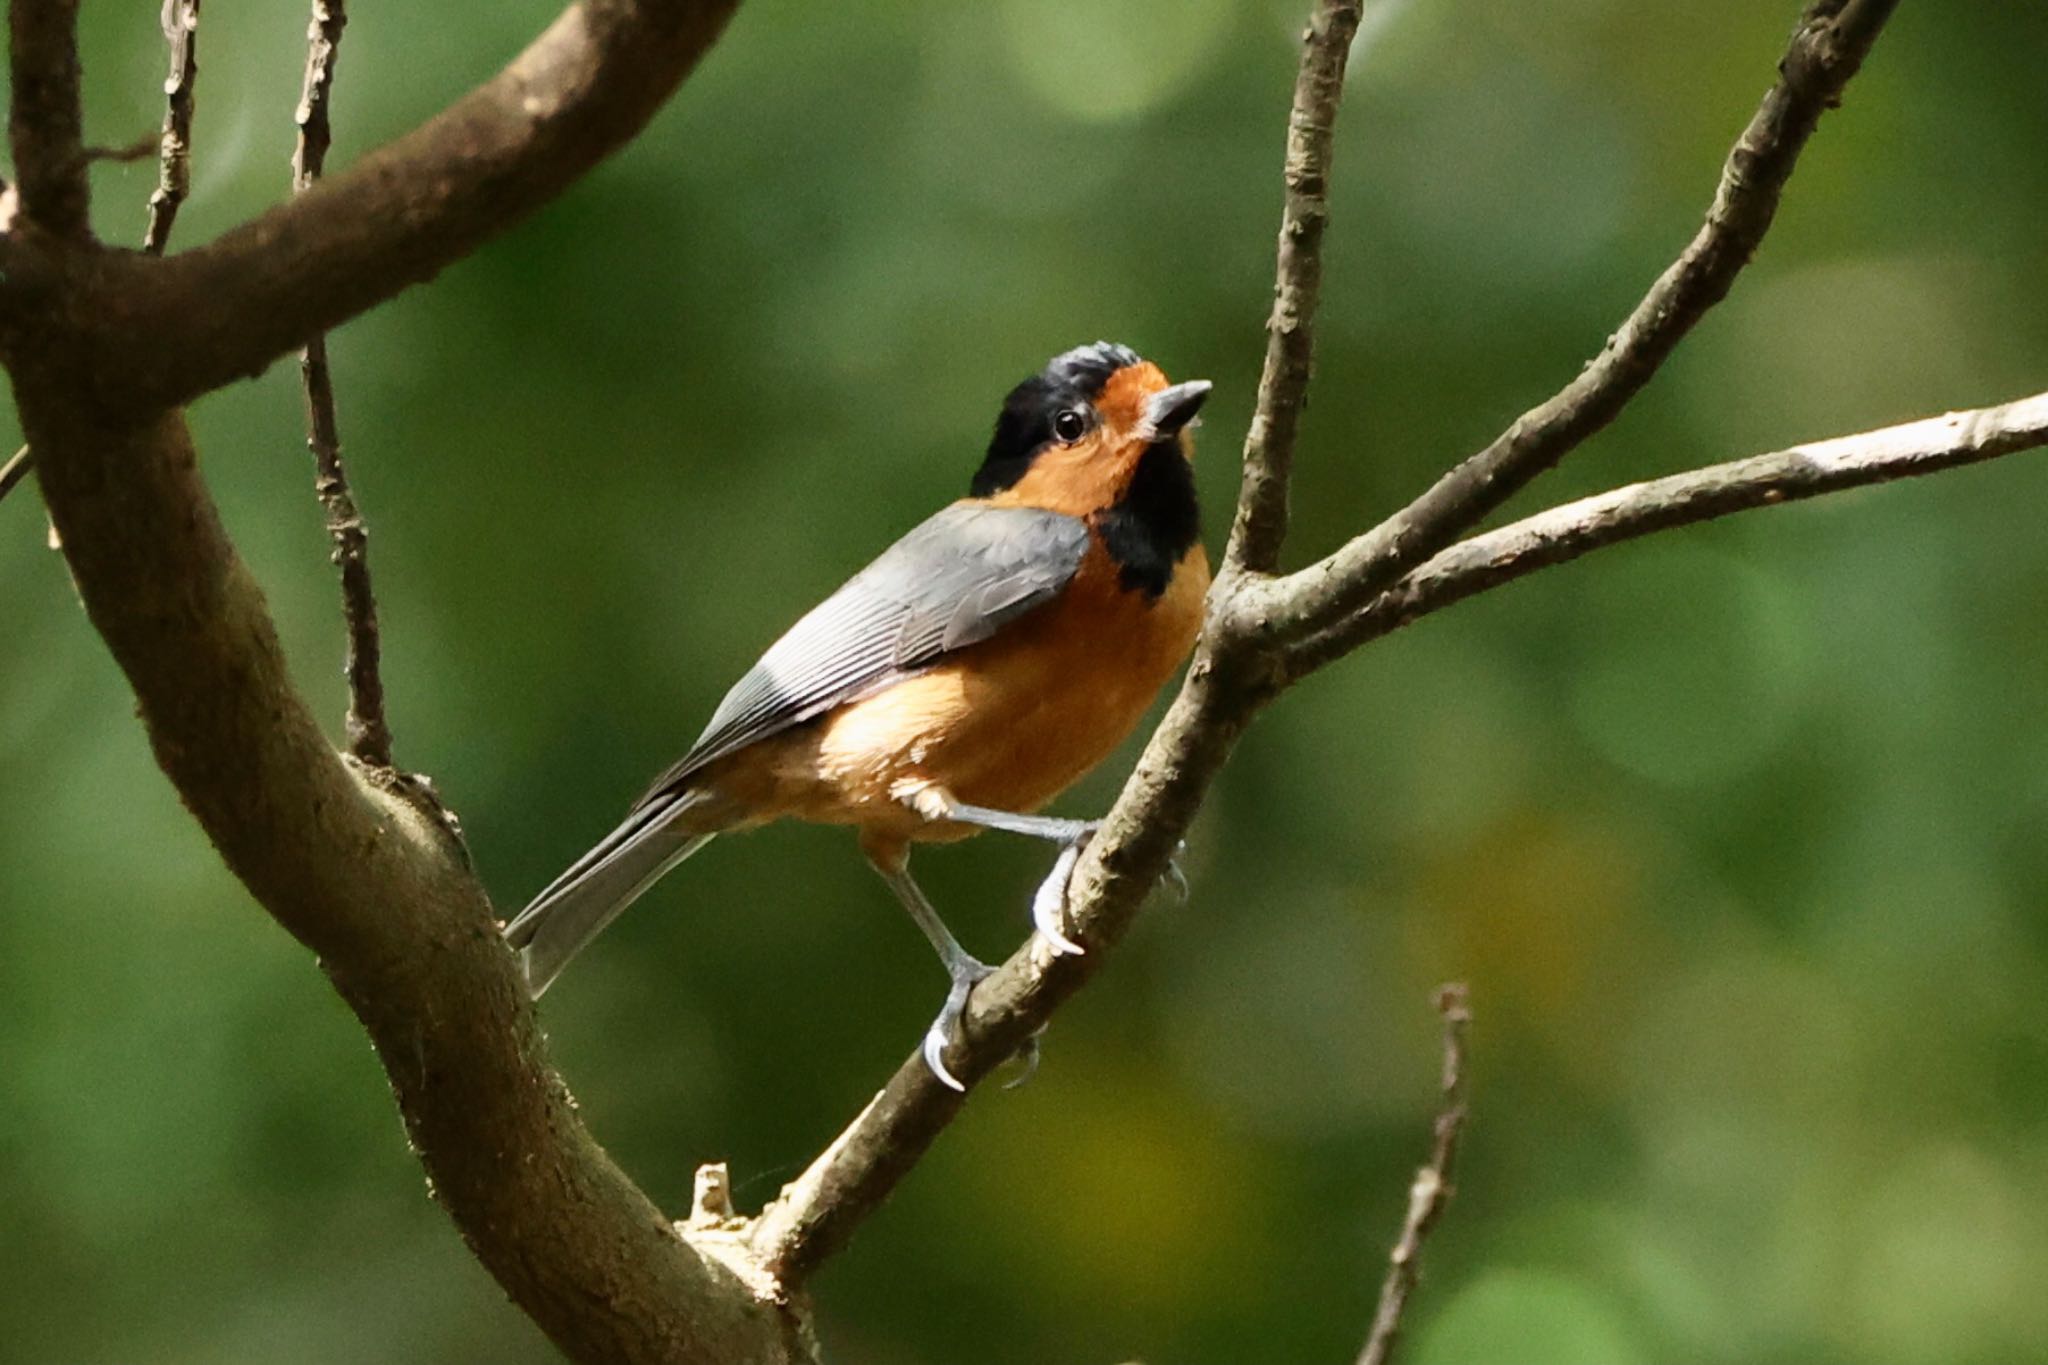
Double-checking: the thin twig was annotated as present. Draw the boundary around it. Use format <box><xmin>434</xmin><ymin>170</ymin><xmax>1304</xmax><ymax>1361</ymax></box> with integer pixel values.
<box><xmin>8</xmin><ymin>0</ymin><xmax>91</xmax><ymax>237</ymax></box>
<box><xmin>0</xmin><ymin>444</ymin><xmax>34</xmax><ymax>503</ymax></box>
<box><xmin>143</xmin><ymin>0</ymin><xmax>202</xmax><ymax>254</ymax></box>
<box><xmin>1290</xmin><ymin>391</ymin><xmax>2048</xmax><ymax>668</ymax></box>
<box><xmin>1357</xmin><ymin>985</ymin><xmax>1472</xmax><ymax>1365</ymax></box>
<box><xmin>1227</xmin><ymin>0</ymin><xmax>1364</xmax><ymax>575</ymax></box>
<box><xmin>1232</xmin><ymin>0</ymin><xmax>1901</xmax><ymax>654</ymax></box>
<box><xmin>290</xmin><ymin>0</ymin><xmax>390</xmax><ymax>768</ymax></box>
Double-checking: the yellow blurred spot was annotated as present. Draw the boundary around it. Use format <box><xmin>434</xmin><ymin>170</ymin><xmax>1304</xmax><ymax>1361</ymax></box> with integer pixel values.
<box><xmin>961</xmin><ymin>1061</ymin><xmax>1263</xmax><ymax>1312</ymax></box>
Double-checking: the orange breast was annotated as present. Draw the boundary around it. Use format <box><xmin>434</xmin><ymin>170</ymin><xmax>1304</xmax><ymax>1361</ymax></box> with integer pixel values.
<box><xmin>718</xmin><ymin>537</ymin><xmax>1209</xmax><ymax>842</ymax></box>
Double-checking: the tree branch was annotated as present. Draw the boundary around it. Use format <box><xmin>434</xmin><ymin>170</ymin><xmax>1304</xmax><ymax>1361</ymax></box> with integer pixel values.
<box><xmin>142</xmin><ymin>0</ymin><xmax>202</xmax><ymax>254</ymax></box>
<box><xmin>1357</xmin><ymin>985</ymin><xmax>1472</xmax><ymax>1365</ymax></box>
<box><xmin>748</xmin><ymin>0</ymin><xmax>1368</xmax><ymax>1288</ymax></box>
<box><xmin>292</xmin><ymin>0</ymin><xmax>393</xmax><ymax>769</ymax></box>
<box><xmin>22</xmin><ymin>400</ymin><xmax>810</xmax><ymax>1363</ymax></box>
<box><xmin>1227</xmin><ymin>0</ymin><xmax>1364</xmax><ymax>574</ymax></box>
<box><xmin>0</xmin><ymin>443</ymin><xmax>32</xmax><ymax>504</ymax></box>
<box><xmin>4</xmin><ymin>0</ymin><xmax>809</xmax><ymax>1354</ymax></box>
<box><xmin>7</xmin><ymin>0</ymin><xmax>90</xmax><ymax>237</ymax></box>
<box><xmin>0</xmin><ymin>0</ymin><xmax>204</xmax><ymax>521</ymax></box>
<box><xmin>1287</xmin><ymin>390</ymin><xmax>2048</xmax><ymax>672</ymax></box>
<box><xmin>69</xmin><ymin>0</ymin><xmax>739</xmax><ymax>414</ymax></box>
<box><xmin>1229</xmin><ymin>0</ymin><xmax>1900</xmax><ymax>651</ymax></box>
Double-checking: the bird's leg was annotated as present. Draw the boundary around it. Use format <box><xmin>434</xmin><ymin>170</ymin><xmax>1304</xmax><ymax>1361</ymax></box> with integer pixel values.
<box><xmin>899</xmin><ymin>784</ymin><xmax>1186</xmax><ymax>959</ymax></box>
<box><xmin>911</xmin><ymin>790</ymin><xmax>1101</xmax><ymax>846</ymax></box>
<box><xmin>868</xmin><ymin>851</ymin><xmax>992</xmax><ymax>1092</ymax></box>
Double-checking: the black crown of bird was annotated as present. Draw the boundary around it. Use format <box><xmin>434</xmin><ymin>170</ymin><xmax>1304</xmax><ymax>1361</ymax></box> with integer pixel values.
<box><xmin>505</xmin><ymin>342</ymin><xmax>1212</xmax><ymax>1088</ymax></box>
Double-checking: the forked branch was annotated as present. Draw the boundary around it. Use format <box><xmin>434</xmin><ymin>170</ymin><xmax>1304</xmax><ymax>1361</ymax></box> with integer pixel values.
<box><xmin>1228</xmin><ymin>0</ymin><xmax>1903</xmax><ymax>651</ymax></box>
<box><xmin>749</xmin><ymin>0</ymin><xmax>1371</xmax><ymax>1286</ymax></box>
<box><xmin>60</xmin><ymin>0</ymin><xmax>741</xmax><ymax>413</ymax></box>
<box><xmin>748</xmin><ymin>0</ymin><xmax>1907</xmax><ymax>1295</ymax></box>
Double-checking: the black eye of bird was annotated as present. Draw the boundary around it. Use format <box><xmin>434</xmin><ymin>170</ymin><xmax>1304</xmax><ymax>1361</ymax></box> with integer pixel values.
<box><xmin>1052</xmin><ymin>409</ymin><xmax>1088</xmax><ymax>444</ymax></box>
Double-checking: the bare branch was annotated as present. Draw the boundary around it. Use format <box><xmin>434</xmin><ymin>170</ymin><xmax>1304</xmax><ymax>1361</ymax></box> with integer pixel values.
<box><xmin>78</xmin><ymin>0</ymin><xmax>740</xmax><ymax>414</ymax></box>
<box><xmin>143</xmin><ymin>0</ymin><xmax>202</xmax><ymax>255</ymax></box>
<box><xmin>293</xmin><ymin>0</ymin><xmax>344</xmax><ymax>192</ymax></box>
<box><xmin>1227</xmin><ymin>0</ymin><xmax>1364</xmax><ymax>575</ymax></box>
<box><xmin>291</xmin><ymin>0</ymin><xmax>392</xmax><ymax>769</ymax></box>
<box><xmin>1230</xmin><ymin>0</ymin><xmax>1901</xmax><ymax>653</ymax></box>
<box><xmin>749</xmin><ymin>3</ymin><xmax>1371</xmax><ymax>1286</ymax></box>
<box><xmin>7</xmin><ymin>0</ymin><xmax>90</xmax><ymax>237</ymax></box>
<box><xmin>1358</xmin><ymin>984</ymin><xmax>1472</xmax><ymax>1365</ymax></box>
<box><xmin>0</xmin><ymin>444</ymin><xmax>31</xmax><ymax>504</ymax></box>
<box><xmin>22</xmin><ymin>398</ymin><xmax>810</xmax><ymax>1363</ymax></box>
<box><xmin>1288</xmin><ymin>391</ymin><xmax>2048</xmax><ymax>672</ymax></box>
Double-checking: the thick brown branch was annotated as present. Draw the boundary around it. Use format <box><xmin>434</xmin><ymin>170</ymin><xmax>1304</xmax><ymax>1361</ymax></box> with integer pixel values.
<box><xmin>292</xmin><ymin>0</ymin><xmax>392</xmax><ymax>768</ymax></box>
<box><xmin>75</xmin><ymin>0</ymin><xmax>739</xmax><ymax>414</ymax></box>
<box><xmin>8</xmin><ymin>0</ymin><xmax>89</xmax><ymax>237</ymax></box>
<box><xmin>23</xmin><ymin>398</ymin><xmax>810</xmax><ymax>1363</ymax></box>
<box><xmin>1358</xmin><ymin>985</ymin><xmax>1472</xmax><ymax>1365</ymax></box>
<box><xmin>1226</xmin><ymin>0</ymin><xmax>1363</xmax><ymax>574</ymax></box>
<box><xmin>1230</xmin><ymin>0</ymin><xmax>1900</xmax><ymax>653</ymax></box>
<box><xmin>143</xmin><ymin>0</ymin><xmax>202</xmax><ymax>254</ymax></box>
<box><xmin>1287</xmin><ymin>390</ymin><xmax>2048</xmax><ymax>671</ymax></box>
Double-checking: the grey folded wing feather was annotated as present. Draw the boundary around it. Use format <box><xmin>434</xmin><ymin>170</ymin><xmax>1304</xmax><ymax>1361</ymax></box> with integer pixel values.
<box><xmin>632</xmin><ymin>502</ymin><xmax>1090</xmax><ymax>810</ymax></box>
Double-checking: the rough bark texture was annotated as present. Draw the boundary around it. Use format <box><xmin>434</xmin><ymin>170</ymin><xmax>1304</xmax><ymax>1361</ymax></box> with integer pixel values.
<box><xmin>1227</xmin><ymin>0</ymin><xmax>1364</xmax><ymax>574</ymax></box>
<box><xmin>8</xmin><ymin>0</ymin><xmax>89</xmax><ymax>237</ymax></box>
<box><xmin>142</xmin><ymin>0</ymin><xmax>202</xmax><ymax>254</ymax></box>
<box><xmin>23</xmin><ymin>399</ymin><xmax>814</xmax><ymax>1364</ymax></box>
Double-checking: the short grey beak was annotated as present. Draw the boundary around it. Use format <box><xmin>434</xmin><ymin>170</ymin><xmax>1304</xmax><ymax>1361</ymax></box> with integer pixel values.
<box><xmin>1139</xmin><ymin>380</ymin><xmax>1212</xmax><ymax>441</ymax></box>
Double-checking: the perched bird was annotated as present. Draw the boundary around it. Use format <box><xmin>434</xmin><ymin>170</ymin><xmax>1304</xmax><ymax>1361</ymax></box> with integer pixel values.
<box><xmin>505</xmin><ymin>342</ymin><xmax>1211</xmax><ymax>1087</ymax></box>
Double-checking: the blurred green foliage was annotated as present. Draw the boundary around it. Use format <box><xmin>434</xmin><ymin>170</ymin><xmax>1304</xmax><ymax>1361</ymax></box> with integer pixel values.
<box><xmin>5</xmin><ymin>1</ymin><xmax>2048</xmax><ymax>1362</ymax></box>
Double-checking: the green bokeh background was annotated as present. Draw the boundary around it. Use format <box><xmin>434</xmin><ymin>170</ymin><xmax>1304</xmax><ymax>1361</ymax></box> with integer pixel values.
<box><xmin>5</xmin><ymin>1</ymin><xmax>2048</xmax><ymax>1361</ymax></box>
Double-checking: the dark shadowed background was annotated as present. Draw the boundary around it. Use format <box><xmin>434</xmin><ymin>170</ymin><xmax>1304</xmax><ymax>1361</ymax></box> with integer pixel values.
<box><xmin>4</xmin><ymin>1</ymin><xmax>2048</xmax><ymax>1362</ymax></box>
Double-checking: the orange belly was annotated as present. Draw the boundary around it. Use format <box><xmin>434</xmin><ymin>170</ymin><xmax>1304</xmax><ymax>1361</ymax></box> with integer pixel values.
<box><xmin>704</xmin><ymin>539</ymin><xmax>1208</xmax><ymax>844</ymax></box>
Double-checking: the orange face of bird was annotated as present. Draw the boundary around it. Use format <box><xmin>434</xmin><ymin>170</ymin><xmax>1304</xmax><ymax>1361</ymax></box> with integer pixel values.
<box><xmin>971</xmin><ymin>343</ymin><xmax>1212</xmax><ymax>522</ymax></box>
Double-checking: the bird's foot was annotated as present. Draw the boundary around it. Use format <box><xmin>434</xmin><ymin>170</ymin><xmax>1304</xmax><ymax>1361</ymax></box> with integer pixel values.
<box><xmin>1031</xmin><ymin>841</ymin><xmax>1088</xmax><ymax>956</ymax></box>
<box><xmin>922</xmin><ymin>957</ymin><xmax>994</xmax><ymax>1092</ymax></box>
<box><xmin>1031</xmin><ymin>831</ymin><xmax>1191</xmax><ymax>956</ymax></box>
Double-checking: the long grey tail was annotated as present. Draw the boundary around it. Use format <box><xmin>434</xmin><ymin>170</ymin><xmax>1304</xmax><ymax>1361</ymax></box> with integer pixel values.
<box><xmin>504</xmin><ymin>789</ymin><xmax>719</xmax><ymax>998</ymax></box>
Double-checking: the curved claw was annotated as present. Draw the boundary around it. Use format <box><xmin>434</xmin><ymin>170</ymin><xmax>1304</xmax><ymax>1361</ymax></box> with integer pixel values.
<box><xmin>1002</xmin><ymin>1030</ymin><xmax>1044</xmax><ymax>1090</ymax></box>
<box><xmin>1031</xmin><ymin>842</ymin><xmax>1087</xmax><ymax>956</ymax></box>
<box><xmin>1163</xmin><ymin>840</ymin><xmax>1190</xmax><ymax>904</ymax></box>
<box><xmin>921</xmin><ymin>961</ymin><xmax>992</xmax><ymax>1092</ymax></box>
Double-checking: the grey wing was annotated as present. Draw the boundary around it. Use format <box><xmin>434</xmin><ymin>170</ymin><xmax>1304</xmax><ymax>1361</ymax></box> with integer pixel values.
<box><xmin>631</xmin><ymin>503</ymin><xmax>1089</xmax><ymax>809</ymax></box>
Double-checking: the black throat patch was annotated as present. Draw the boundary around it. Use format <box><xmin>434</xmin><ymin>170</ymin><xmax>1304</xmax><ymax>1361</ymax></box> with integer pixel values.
<box><xmin>1092</xmin><ymin>442</ymin><xmax>1200</xmax><ymax>599</ymax></box>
